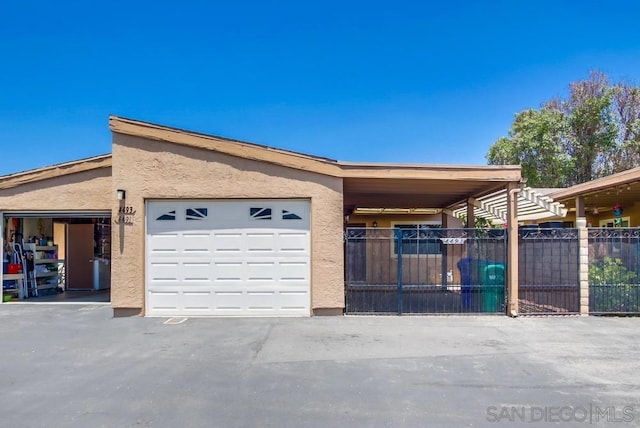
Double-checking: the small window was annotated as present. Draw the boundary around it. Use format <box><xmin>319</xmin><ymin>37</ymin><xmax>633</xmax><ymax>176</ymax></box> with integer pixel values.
<box><xmin>394</xmin><ymin>224</ymin><xmax>442</xmax><ymax>255</ymax></box>
<box><xmin>156</xmin><ymin>211</ymin><xmax>176</xmax><ymax>221</ymax></box>
<box><xmin>186</xmin><ymin>208</ymin><xmax>208</xmax><ymax>220</ymax></box>
<box><xmin>599</xmin><ymin>217</ymin><xmax>630</xmax><ymax>228</ymax></box>
<box><xmin>250</xmin><ymin>207</ymin><xmax>272</xmax><ymax>220</ymax></box>
<box><xmin>282</xmin><ymin>210</ymin><xmax>302</xmax><ymax>220</ymax></box>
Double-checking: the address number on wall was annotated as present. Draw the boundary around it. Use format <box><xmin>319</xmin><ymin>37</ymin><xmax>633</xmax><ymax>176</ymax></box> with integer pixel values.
<box><xmin>114</xmin><ymin>206</ymin><xmax>136</xmax><ymax>225</ymax></box>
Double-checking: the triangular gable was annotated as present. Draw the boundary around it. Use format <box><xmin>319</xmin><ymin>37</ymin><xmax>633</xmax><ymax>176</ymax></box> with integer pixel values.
<box><xmin>109</xmin><ymin>116</ymin><xmax>343</xmax><ymax>177</ymax></box>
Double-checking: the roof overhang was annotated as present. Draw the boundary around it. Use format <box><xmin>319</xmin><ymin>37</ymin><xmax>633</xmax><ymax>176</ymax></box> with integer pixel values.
<box><xmin>343</xmin><ymin>178</ymin><xmax>519</xmax><ymax>211</ymax></box>
<box><xmin>353</xmin><ymin>207</ymin><xmax>442</xmax><ymax>215</ymax></box>
<box><xmin>341</xmin><ymin>164</ymin><xmax>522</xmax><ymax>211</ymax></box>
<box><xmin>548</xmin><ymin>167</ymin><xmax>640</xmax><ymax>216</ymax></box>
<box><xmin>0</xmin><ymin>155</ymin><xmax>112</xmax><ymax>190</ymax></box>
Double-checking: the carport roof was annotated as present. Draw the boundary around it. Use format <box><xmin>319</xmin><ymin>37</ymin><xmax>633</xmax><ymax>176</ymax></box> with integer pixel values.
<box><xmin>342</xmin><ymin>177</ymin><xmax>518</xmax><ymax>211</ymax></box>
<box><xmin>547</xmin><ymin>167</ymin><xmax>640</xmax><ymax>216</ymax></box>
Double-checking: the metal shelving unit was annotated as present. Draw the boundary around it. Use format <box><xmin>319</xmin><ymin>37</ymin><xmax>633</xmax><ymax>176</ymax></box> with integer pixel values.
<box><xmin>25</xmin><ymin>244</ymin><xmax>63</xmax><ymax>292</ymax></box>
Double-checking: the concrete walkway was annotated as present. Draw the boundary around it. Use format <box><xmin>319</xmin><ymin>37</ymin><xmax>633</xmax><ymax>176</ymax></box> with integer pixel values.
<box><xmin>0</xmin><ymin>305</ymin><xmax>638</xmax><ymax>427</ymax></box>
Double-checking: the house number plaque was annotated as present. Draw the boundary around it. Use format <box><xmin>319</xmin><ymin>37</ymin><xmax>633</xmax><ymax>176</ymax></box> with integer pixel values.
<box><xmin>115</xmin><ymin>206</ymin><xmax>137</xmax><ymax>225</ymax></box>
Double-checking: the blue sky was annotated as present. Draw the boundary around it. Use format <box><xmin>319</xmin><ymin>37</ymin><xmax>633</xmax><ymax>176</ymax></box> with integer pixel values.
<box><xmin>1</xmin><ymin>1</ymin><xmax>639</xmax><ymax>175</ymax></box>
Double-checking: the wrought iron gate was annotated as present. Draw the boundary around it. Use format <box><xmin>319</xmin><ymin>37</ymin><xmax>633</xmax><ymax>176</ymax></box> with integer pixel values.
<box><xmin>344</xmin><ymin>227</ymin><xmax>506</xmax><ymax>315</ymax></box>
<box><xmin>518</xmin><ymin>228</ymin><xmax>580</xmax><ymax>315</ymax></box>
<box><xmin>588</xmin><ymin>228</ymin><xmax>640</xmax><ymax>315</ymax></box>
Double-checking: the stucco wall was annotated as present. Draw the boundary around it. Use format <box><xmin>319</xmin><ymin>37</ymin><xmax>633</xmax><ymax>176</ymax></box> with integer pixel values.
<box><xmin>0</xmin><ymin>168</ymin><xmax>112</xmax><ymax>211</ymax></box>
<box><xmin>111</xmin><ymin>134</ymin><xmax>344</xmax><ymax>314</ymax></box>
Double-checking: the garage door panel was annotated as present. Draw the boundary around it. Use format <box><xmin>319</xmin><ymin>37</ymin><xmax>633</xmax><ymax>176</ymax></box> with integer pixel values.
<box><xmin>213</xmin><ymin>260</ymin><xmax>244</xmax><ymax>282</ymax></box>
<box><xmin>277</xmin><ymin>232</ymin><xmax>310</xmax><ymax>255</ymax></box>
<box><xmin>149</xmin><ymin>232</ymin><xmax>214</xmax><ymax>257</ymax></box>
<box><xmin>211</xmin><ymin>231</ymin><xmax>244</xmax><ymax>255</ymax></box>
<box><xmin>146</xmin><ymin>199</ymin><xmax>311</xmax><ymax>317</ymax></box>
<box><xmin>246</xmin><ymin>261</ymin><xmax>276</xmax><ymax>281</ymax></box>
<box><xmin>181</xmin><ymin>262</ymin><xmax>212</xmax><ymax>281</ymax></box>
<box><xmin>147</xmin><ymin>290</ymin><xmax>180</xmax><ymax>311</ymax></box>
<box><xmin>182</xmin><ymin>291</ymin><xmax>213</xmax><ymax>311</ymax></box>
<box><xmin>149</xmin><ymin>259</ymin><xmax>213</xmax><ymax>282</ymax></box>
<box><xmin>182</xmin><ymin>233</ymin><xmax>212</xmax><ymax>254</ymax></box>
<box><xmin>245</xmin><ymin>291</ymin><xmax>277</xmax><ymax>311</ymax></box>
<box><xmin>278</xmin><ymin>261</ymin><xmax>310</xmax><ymax>281</ymax></box>
<box><xmin>277</xmin><ymin>290</ymin><xmax>310</xmax><ymax>310</ymax></box>
<box><xmin>148</xmin><ymin>234</ymin><xmax>180</xmax><ymax>256</ymax></box>
<box><xmin>148</xmin><ymin>261</ymin><xmax>180</xmax><ymax>282</ymax></box>
<box><xmin>213</xmin><ymin>290</ymin><xmax>244</xmax><ymax>311</ymax></box>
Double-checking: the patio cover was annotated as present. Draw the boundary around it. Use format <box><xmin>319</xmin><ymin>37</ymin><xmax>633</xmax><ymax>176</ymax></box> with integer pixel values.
<box><xmin>451</xmin><ymin>186</ymin><xmax>567</xmax><ymax>223</ymax></box>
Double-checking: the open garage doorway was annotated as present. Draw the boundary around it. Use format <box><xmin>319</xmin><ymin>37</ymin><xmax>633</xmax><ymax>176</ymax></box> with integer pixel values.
<box><xmin>1</xmin><ymin>212</ymin><xmax>111</xmax><ymax>304</ymax></box>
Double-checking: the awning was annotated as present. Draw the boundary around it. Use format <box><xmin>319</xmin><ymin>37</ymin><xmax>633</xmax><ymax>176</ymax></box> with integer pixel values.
<box><xmin>451</xmin><ymin>187</ymin><xmax>567</xmax><ymax>223</ymax></box>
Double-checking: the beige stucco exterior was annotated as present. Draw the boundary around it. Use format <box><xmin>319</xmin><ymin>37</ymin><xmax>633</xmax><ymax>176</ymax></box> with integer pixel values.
<box><xmin>0</xmin><ymin>166</ymin><xmax>112</xmax><ymax>211</ymax></box>
<box><xmin>1</xmin><ymin>116</ymin><xmax>525</xmax><ymax>316</ymax></box>
<box><xmin>111</xmin><ymin>133</ymin><xmax>345</xmax><ymax>315</ymax></box>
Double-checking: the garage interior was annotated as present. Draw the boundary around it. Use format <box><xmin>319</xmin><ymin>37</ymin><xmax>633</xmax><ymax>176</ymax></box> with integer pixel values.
<box><xmin>2</xmin><ymin>213</ymin><xmax>111</xmax><ymax>303</ymax></box>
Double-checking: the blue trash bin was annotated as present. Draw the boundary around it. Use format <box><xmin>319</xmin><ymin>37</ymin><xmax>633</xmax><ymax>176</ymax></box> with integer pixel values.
<box><xmin>457</xmin><ymin>258</ymin><xmax>480</xmax><ymax>310</ymax></box>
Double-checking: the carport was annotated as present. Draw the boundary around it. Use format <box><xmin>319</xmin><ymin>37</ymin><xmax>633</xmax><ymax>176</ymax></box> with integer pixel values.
<box><xmin>342</xmin><ymin>165</ymin><xmax>567</xmax><ymax>316</ymax></box>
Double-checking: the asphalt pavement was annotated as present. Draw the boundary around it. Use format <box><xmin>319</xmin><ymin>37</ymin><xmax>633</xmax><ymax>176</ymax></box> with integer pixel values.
<box><xmin>0</xmin><ymin>304</ymin><xmax>639</xmax><ymax>427</ymax></box>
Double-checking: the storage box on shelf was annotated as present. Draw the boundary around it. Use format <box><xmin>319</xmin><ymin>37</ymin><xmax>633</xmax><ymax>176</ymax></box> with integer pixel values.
<box><xmin>3</xmin><ymin>261</ymin><xmax>24</xmax><ymax>300</ymax></box>
<box><xmin>3</xmin><ymin>272</ymin><xmax>24</xmax><ymax>299</ymax></box>
<box><xmin>25</xmin><ymin>244</ymin><xmax>63</xmax><ymax>292</ymax></box>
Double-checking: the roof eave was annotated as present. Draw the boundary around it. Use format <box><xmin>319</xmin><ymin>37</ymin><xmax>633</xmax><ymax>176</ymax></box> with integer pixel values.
<box><xmin>550</xmin><ymin>167</ymin><xmax>640</xmax><ymax>200</ymax></box>
<box><xmin>0</xmin><ymin>154</ymin><xmax>112</xmax><ymax>190</ymax></box>
<box><xmin>339</xmin><ymin>163</ymin><xmax>522</xmax><ymax>181</ymax></box>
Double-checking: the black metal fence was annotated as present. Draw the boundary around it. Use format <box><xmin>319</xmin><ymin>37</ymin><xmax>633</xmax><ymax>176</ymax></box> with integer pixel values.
<box><xmin>518</xmin><ymin>228</ymin><xmax>580</xmax><ymax>315</ymax></box>
<box><xmin>588</xmin><ymin>228</ymin><xmax>640</xmax><ymax>315</ymax></box>
<box><xmin>345</xmin><ymin>227</ymin><xmax>506</xmax><ymax>315</ymax></box>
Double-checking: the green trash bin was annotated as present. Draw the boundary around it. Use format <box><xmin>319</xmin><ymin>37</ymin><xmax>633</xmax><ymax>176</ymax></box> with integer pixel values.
<box><xmin>481</xmin><ymin>264</ymin><xmax>505</xmax><ymax>312</ymax></box>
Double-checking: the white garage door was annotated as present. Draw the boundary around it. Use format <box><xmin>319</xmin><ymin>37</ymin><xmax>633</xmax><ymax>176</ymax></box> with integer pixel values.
<box><xmin>146</xmin><ymin>200</ymin><xmax>311</xmax><ymax>317</ymax></box>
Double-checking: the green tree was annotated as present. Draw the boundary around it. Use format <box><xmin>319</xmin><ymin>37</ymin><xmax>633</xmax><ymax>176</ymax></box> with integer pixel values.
<box><xmin>610</xmin><ymin>82</ymin><xmax>640</xmax><ymax>171</ymax></box>
<box><xmin>457</xmin><ymin>213</ymin><xmax>496</xmax><ymax>228</ymax></box>
<box><xmin>487</xmin><ymin>71</ymin><xmax>640</xmax><ymax>187</ymax></box>
<box><xmin>486</xmin><ymin>106</ymin><xmax>572</xmax><ymax>187</ymax></box>
<box><xmin>563</xmin><ymin>71</ymin><xmax>618</xmax><ymax>183</ymax></box>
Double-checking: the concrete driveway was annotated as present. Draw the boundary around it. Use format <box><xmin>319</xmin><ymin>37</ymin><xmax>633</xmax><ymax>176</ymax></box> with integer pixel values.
<box><xmin>0</xmin><ymin>305</ymin><xmax>639</xmax><ymax>427</ymax></box>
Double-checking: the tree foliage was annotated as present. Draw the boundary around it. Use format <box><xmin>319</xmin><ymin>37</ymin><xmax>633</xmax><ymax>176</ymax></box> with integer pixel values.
<box><xmin>457</xmin><ymin>213</ymin><xmax>496</xmax><ymax>229</ymax></box>
<box><xmin>487</xmin><ymin>71</ymin><xmax>640</xmax><ymax>187</ymax></box>
<box><xmin>486</xmin><ymin>106</ymin><xmax>572</xmax><ymax>187</ymax></box>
